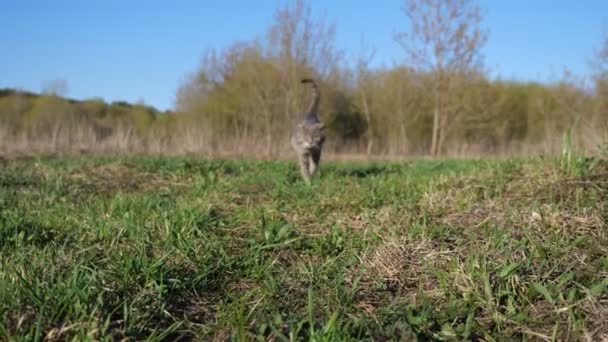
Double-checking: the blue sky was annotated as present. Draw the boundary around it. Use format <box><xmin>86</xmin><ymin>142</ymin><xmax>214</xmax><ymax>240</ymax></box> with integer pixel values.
<box><xmin>0</xmin><ymin>0</ymin><xmax>606</xmax><ymax>111</ymax></box>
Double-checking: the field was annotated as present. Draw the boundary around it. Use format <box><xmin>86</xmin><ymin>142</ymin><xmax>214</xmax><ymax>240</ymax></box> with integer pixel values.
<box><xmin>1</xmin><ymin>154</ymin><xmax>607</xmax><ymax>341</ymax></box>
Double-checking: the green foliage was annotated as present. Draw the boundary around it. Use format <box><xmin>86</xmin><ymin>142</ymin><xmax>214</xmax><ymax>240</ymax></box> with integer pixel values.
<box><xmin>0</xmin><ymin>89</ymin><xmax>169</xmax><ymax>150</ymax></box>
<box><xmin>23</xmin><ymin>95</ymin><xmax>72</xmax><ymax>128</ymax></box>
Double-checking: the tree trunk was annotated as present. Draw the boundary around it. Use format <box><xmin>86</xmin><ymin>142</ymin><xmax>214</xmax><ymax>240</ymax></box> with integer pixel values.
<box><xmin>265</xmin><ymin>114</ymin><xmax>273</xmax><ymax>158</ymax></box>
<box><xmin>400</xmin><ymin>123</ymin><xmax>407</xmax><ymax>155</ymax></box>
<box><xmin>431</xmin><ymin>100</ymin><xmax>441</xmax><ymax>157</ymax></box>
<box><xmin>360</xmin><ymin>88</ymin><xmax>373</xmax><ymax>156</ymax></box>
<box><xmin>51</xmin><ymin>124</ymin><xmax>61</xmax><ymax>152</ymax></box>
<box><xmin>437</xmin><ymin>114</ymin><xmax>448</xmax><ymax>157</ymax></box>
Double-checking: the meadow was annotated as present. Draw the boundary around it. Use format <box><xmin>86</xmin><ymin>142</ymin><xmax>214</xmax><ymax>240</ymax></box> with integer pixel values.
<box><xmin>0</xmin><ymin>154</ymin><xmax>607</xmax><ymax>341</ymax></box>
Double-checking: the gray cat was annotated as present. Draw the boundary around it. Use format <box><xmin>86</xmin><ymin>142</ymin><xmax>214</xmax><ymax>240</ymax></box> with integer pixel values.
<box><xmin>290</xmin><ymin>78</ymin><xmax>325</xmax><ymax>184</ymax></box>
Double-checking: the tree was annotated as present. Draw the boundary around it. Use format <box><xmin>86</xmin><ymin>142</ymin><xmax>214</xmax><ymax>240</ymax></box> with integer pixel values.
<box><xmin>267</xmin><ymin>0</ymin><xmax>343</xmax><ymax>146</ymax></box>
<box><xmin>590</xmin><ymin>30</ymin><xmax>608</xmax><ymax>145</ymax></box>
<box><xmin>175</xmin><ymin>0</ymin><xmax>343</xmax><ymax>156</ymax></box>
<box><xmin>269</xmin><ymin>0</ymin><xmax>342</xmax><ymax>81</ymax></box>
<box><xmin>24</xmin><ymin>94</ymin><xmax>74</xmax><ymax>149</ymax></box>
<box><xmin>354</xmin><ymin>40</ymin><xmax>377</xmax><ymax>155</ymax></box>
<box><xmin>394</xmin><ymin>0</ymin><xmax>487</xmax><ymax>156</ymax></box>
<box><xmin>592</xmin><ymin>30</ymin><xmax>608</xmax><ymax>79</ymax></box>
<box><xmin>41</xmin><ymin>79</ymin><xmax>69</xmax><ymax>97</ymax></box>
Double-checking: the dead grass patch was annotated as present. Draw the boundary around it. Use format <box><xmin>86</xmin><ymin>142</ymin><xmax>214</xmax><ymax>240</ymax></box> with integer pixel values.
<box><xmin>348</xmin><ymin>237</ymin><xmax>452</xmax><ymax>306</ymax></box>
<box><xmin>67</xmin><ymin>161</ymin><xmax>191</xmax><ymax>195</ymax></box>
<box><xmin>429</xmin><ymin>162</ymin><xmax>606</xmax><ymax>235</ymax></box>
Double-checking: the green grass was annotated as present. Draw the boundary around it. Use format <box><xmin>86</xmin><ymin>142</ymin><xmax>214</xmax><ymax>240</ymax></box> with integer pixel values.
<box><xmin>1</xmin><ymin>155</ymin><xmax>607</xmax><ymax>341</ymax></box>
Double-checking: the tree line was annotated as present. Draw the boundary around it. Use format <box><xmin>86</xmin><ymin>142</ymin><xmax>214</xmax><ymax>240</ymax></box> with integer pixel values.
<box><xmin>1</xmin><ymin>0</ymin><xmax>607</xmax><ymax>158</ymax></box>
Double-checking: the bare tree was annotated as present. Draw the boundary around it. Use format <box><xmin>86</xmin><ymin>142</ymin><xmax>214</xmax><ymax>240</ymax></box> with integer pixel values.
<box><xmin>42</xmin><ymin>79</ymin><xmax>69</xmax><ymax>97</ymax></box>
<box><xmin>268</xmin><ymin>0</ymin><xmax>343</xmax><ymax>126</ymax></box>
<box><xmin>394</xmin><ymin>0</ymin><xmax>487</xmax><ymax>156</ymax></box>
<box><xmin>172</xmin><ymin>0</ymin><xmax>342</xmax><ymax>157</ymax></box>
<box><xmin>590</xmin><ymin>30</ymin><xmax>608</xmax><ymax>145</ymax></box>
<box><xmin>269</xmin><ymin>0</ymin><xmax>341</xmax><ymax>79</ymax></box>
<box><xmin>354</xmin><ymin>40</ymin><xmax>377</xmax><ymax>155</ymax></box>
<box><xmin>592</xmin><ymin>29</ymin><xmax>608</xmax><ymax>77</ymax></box>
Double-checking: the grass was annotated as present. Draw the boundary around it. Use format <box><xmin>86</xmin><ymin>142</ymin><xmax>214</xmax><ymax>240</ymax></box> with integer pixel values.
<box><xmin>0</xmin><ymin>154</ymin><xmax>607</xmax><ymax>341</ymax></box>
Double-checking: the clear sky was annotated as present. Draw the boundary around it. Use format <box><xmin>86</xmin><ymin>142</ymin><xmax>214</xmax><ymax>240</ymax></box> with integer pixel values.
<box><xmin>0</xmin><ymin>0</ymin><xmax>606</xmax><ymax>111</ymax></box>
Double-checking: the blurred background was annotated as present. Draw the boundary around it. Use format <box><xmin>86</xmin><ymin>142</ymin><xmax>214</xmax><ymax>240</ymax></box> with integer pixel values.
<box><xmin>1</xmin><ymin>0</ymin><xmax>607</xmax><ymax>158</ymax></box>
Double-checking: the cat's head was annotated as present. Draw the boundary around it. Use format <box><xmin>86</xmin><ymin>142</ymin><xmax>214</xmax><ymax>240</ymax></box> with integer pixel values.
<box><xmin>298</xmin><ymin>123</ymin><xmax>325</xmax><ymax>148</ymax></box>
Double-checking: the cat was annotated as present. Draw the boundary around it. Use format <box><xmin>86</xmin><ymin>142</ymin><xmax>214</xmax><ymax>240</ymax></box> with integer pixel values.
<box><xmin>290</xmin><ymin>78</ymin><xmax>325</xmax><ymax>184</ymax></box>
